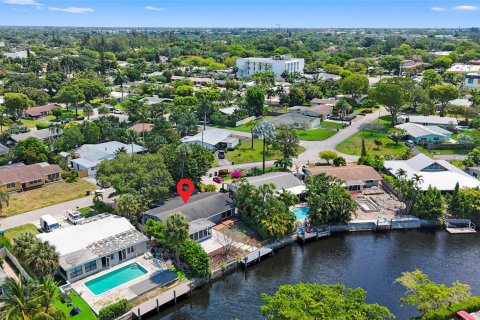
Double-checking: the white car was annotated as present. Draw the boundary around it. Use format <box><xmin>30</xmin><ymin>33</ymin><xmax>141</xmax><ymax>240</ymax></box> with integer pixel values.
<box><xmin>112</xmin><ymin>109</ymin><xmax>124</xmax><ymax>114</ymax></box>
<box><xmin>66</xmin><ymin>209</ymin><xmax>85</xmax><ymax>225</ymax></box>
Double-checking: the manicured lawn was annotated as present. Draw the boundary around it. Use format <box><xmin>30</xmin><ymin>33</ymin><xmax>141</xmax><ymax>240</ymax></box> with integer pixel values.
<box><xmin>45</xmin><ymin>109</ymin><xmax>84</xmax><ymax>121</ymax></box>
<box><xmin>296</xmin><ymin>128</ymin><xmax>337</xmax><ymax>141</ymax></box>
<box><xmin>4</xmin><ymin>224</ymin><xmax>39</xmax><ymax>242</ymax></box>
<box><xmin>416</xmin><ymin>145</ymin><xmax>469</xmax><ymax>156</ymax></box>
<box><xmin>320</xmin><ymin>121</ymin><xmax>344</xmax><ymax>129</ymax></box>
<box><xmin>336</xmin><ymin>130</ymin><xmax>408</xmax><ymax>157</ymax></box>
<box><xmin>20</xmin><ymin>119</ymin><xmax>46</xmax><ymax>128</ymax></box>
<box><xmin>1</xmin><ymin>180</ymin><xmax>97</xmax><ymax>217</ymax></box>
<box><xmin>54</xmin><ymin>289</ymin><xmax>97</xmax><ymax>320</ymax></box>
<box><xmin>226</xmin><ymin>139</ymin><xmax>294</xmax><ymax>164</ymax></box>
<box><xmin>210</xmin><ymin>116</ymin><xmax>273</xmax><ymax>133</ymax></box>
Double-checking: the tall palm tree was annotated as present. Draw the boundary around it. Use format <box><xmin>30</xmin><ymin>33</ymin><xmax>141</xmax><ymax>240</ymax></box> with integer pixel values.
<box><xmin>125</xmin><ymin>130</ymin><xmax>139</xmax><ymax>155</ymax></box>
<box><xmin>12</xmin><ymin>232</ymin><xmax>37</xmax><ymax>262</ymax></box>
<box><xmin>137</xmin><ymin>104</ymin><xmax>151</xmax><ymax>153</ymax></box>
<box><xmin>252</xmin><ymin>120</ymin><xmax>276</xmax><ymax>173</ymax></box>
<box><xmin>198</xmin><ymin>99</ymin><xmax>212</xmax><ymax>146</ymax></box>
<box><xmin>114</xmin><ymin>69</ymin><xmax>127</xmax><ymax>100</ymax></box>
<box><xmin>0</xmin><ymin>276</ymin><xmax>41</xmax><ymax>320</ymax></box>
<box><xmin>38</xmin><ymin>277</ymin><xmax>59</xmax><ymax>315</ymax></box>
<box><xmin>27</xmin><ymin>241</ymin><xmax>59</xmax><ymax>278</ymax></box>
<box><xmin>176</xmin><ymin>143</ymin><xmax>192</xmax><ymax>179</ymax></box>
<box><xmin>0</xmin><ymin>191</ymin><xmax>10</xmax><ymax>214</ymax></box>
<box><xmin>164</xmin><ymin>213</ymin><xmax>189</xmax><ymax>266</ymax></box>
<box><xmin>412</xmin><ymin>174</ymin><xmax>424</xmax><ymax>186</ymax></box>
<box><xmin>396</xmin><ymin>168</ymin><xmax>407</xmax><ymax>179</ymax></box>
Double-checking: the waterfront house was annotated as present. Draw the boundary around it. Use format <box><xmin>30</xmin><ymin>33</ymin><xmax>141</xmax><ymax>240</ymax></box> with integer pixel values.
<box><xmin>8</xmin><ymin>128</ymin><xmax>63</xmax><ymax>146</ymax></box>
<box><xmin>397</xmin><ymin>115</ymin><xmax>458</xmax><ymax>128</ymax></box>
<box><xmin>269</xmin><ymin>113</ymin><xmax>320</xmax><ymax>129</ymax></box>
<box><xmin>384</xmin><ymin>154</ymin><xmax>480</xmax><ymax>192</ymax></box>
<box><xmin>225</xmin><ymin>171</ymin><xmax>306</xmax><ymax>196</ymax></box>
<box><xmin>70</xmin><ymin>141</ymin><xmax>143</xmax><ymax>176</ymax></box>
<box><xmin>143</xmin><ymin>192</ymin><xmax>235</xmax><ymax>242</ymax></box>
<box><xmin>395</xmin><ymin>123</ymin><xmax>452</xmax><ymax>145</ymax></box>
<box><xmin>0</xmin><ymin>162</ymin><xmax>62</xmax><ymax>192</ymax></box>
<box><xmin>181</xmin><ymin>129</ymin><xmax>239</xmax><ymax>151</ymax></box>
<box><xmin>305</xmin><ymin>165</ymin><xmax>382</xmax><ymax>192</ymax></box>
<box><xmin>37</xmin><ymin>214</ymin><xmax>148</xmax><ymax>283</ymax></box>
<box><xmin>24</xmin><ymin>104</ymin><xmax>57</xmax><ymax>119</ymax></box>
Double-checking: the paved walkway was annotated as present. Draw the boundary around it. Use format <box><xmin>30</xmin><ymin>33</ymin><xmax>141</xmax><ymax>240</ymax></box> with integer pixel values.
<box><xmin>0</xmin><ymin>187</ymin><xmax>115</xmax><ymax>230</ymax></box>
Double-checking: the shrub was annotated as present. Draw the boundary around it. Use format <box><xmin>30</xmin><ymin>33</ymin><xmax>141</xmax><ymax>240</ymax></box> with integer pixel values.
<box><xmin>0</xmin><ymin>236</ymin><xmax>12</xmax><ymax>250</ymax></box>
<box><xmin>231</xmin><ymin>171</ymin><xmax>243</xmax><ymax>179</ymax></box>
<box><xmin>204</xmin><ymin>184</ymin><xmax>216</xmax><ymax>192</ymax></box>
<box><xmin>98</xmin><ymin>299</ymin><xmax>131</xmax><ymax>320</ymax></box>
<box><xmin>62</xmin><ymin>170</ymin><xmax>78</xmax><ymax>183</ymax></box>
<box><xmin>36</xmin><ymin>122</ymin><xmax>49</xmax><ymax>130</ymax></box>
<box><xmin>423</xmin><ymin>296</ymin><xmax>480</xmax><ymax>320</ymax></box>
<box><xmin>179</xmin><ymin>238</ymin><xmax>210</xmax><ymax>277</ymax></box>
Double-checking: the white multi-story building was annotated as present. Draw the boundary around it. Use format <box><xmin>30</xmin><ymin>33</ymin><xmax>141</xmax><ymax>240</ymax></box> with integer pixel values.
<box><xmin>465</xmin><ymin>73</ymin><xmax>480</xmax><ymax>89</ymax></box>
<box><xmin>236</xmin><ymin>55</ymin><xmax>304</xmax><ymax>79</ymax></box>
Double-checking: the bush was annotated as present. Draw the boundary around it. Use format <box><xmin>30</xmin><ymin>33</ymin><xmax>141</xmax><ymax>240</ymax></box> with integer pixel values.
<box><xmin>98</xmin><ymin>299</ymin><xmax>131</xmax><ymax>320</ymax></box>
<box><xmin>92</xmin><ymin>200</ymin><xmax>114</xmax><ymax>213</ymax></box>
<box><xmin>179</xmin><ymin>238</ymin><xmax>210</xmax><ymax>277</ymax></box>
<box><xmin>0</xmin><ymin>236</ymin><xmax>12</xmax><ymax>249</ymax></box>
<box><xmin>423</xmin><ymin>296</ymin><xmax>480</xmax><ymax>320</ymax></box>
<box><xmin>36</xmin><ymin>122</ymin><xmax>49</xmax><ymax>130</ymax></box>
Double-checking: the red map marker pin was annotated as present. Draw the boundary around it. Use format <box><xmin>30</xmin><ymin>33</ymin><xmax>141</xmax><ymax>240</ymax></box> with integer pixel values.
<box><xmin>177</xmin><ymin>179</ymin><xmax>194</xmax><ymax>204</ymax></box>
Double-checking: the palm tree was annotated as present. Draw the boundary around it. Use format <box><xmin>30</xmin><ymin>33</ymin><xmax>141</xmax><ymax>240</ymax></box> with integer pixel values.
<box><xmin>0</xmin><ymin>276</ymin><xmax>41</xmax><ymax>320</ymax></box>
<box><xmin>27</xmin><ymin>241</ymin><xmax>59</xmax><ymax>277</ymax></box>
<box><xmin>0</xmin><ymin>191</ymin><xmax>10</xmax><ymax>214</ymax></box>
<box><xmin>412</xmin><ymin>174</ymin><xmax>424</xmax><ymax>186</ymax></box>
<box><xmin>198</xmin><ymin>99</ymin><xmax>212</xmax><ymax>146</ymax></box>
<box><xmin>176</xmin><ymin>143</ymin><xmax>192</xmax><ymax>179</ymax></box>
<box><xmin>137</xmin><ymin>104</ymin><xmax>151</xmax><ymax>152</ymax></box>
<box><xmin>114</xmin><ymin>69</ymin><xmax>127</xmax><ymax>100</ymax></box>
<box><xmin>125</xmin><ymin>130</ymin><xmax>139</xmax><ymax>155</ymax></box>
<box><xmin>252</xmin><ymin>120</ymin><xmax>276</xmax><ymax>173</ymax></box>
<box><xmin>38</xmin><ymin>277</ymin><xmax>59</xmax><ymax>314</ymax></box>
<box><xmin>164</xmin><ymin>213</ymin><xmax>189</xmax><ymax>266</ymax></box>
<box><xmin>12</xmin><ymin>232</ymin><xmax>37</xmax><ymax>262</ymax></box>
<box><xmin>114</xmin><ymin>146</ymin><xmax>127</xmax><ymax>156</ymax></box>
<box><xmin>396</xmin><ymin>168</ymin><xmax>407</xmax><ymax>179</ymax></box>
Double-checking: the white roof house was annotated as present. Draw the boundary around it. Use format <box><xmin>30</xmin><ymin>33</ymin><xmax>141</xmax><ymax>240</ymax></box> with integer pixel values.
<box><xmin>447</xmin><ymin>63</ymin><xmax>480</xmax><ymax>74</ymax></box>
<box><xmin>37</xmin><ymin>214</ymin><xmax>148</xmax><ymax>282</ymax></box>
<box><xmin>71</xmin><ymin>141</ymin><xmax>143</xmax><ymax>175</ymax></box>
<box><xmin>395</xmin><ymin>123</ymin><xmax>452</xmax><ymax>143</ymax></box>
<box><xmin>181</xmin><ymin>129</ymin><xmax>239</xmax><ymax>151</ymax></box>
<box><xmin>384</xmin><ymin>154</ymin><xmax>480</xmax><ymax>192</ymax></box>
<box><xmin>3</xmin><ymin>50</ymin><xmax>32</xmax><ymax>59</ymax></box>
<box><xmin>219</xmin><ymin>106</ymin><xmax>240</xmax><ymax>116</ymax></box>
<box><xmin>226</xmin><ymin>172</ymin><xmax>306</xmax><ymax>195</ymax></box>
<box><xmin>397</xmin><ymin>115</ymin><xmax>458</xmax><ymax>127</ymax></box>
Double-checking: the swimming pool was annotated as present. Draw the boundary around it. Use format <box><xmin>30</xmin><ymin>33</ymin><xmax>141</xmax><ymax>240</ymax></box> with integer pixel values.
<box><xmin>84</xmin><ymin>262</ymin><xmax>148</xmax><ymax>295</ymax></box>
<box><xmin>291</xmin><ymin>206</ymin><xmax>309</xmax><ymax>220</ymax></box>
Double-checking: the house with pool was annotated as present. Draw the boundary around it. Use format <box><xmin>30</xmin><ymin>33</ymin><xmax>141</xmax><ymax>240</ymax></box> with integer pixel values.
<box><xmin>37</xmin><ymin>214</ymin><xmax>149</xmax><ymax>283</ymax></box>
<box><xmin>143</xmin><ymin>192</ymin><xmax>235</xmax><ymax>242</ymax></box>
<box><xmin>225</xmin><ymin>171</ymin><xmax>306</xmax><ymax>196</ymax></box>
<box><xmin>305</xmin><ymin>165</ymin><xmax>382</xmax><ymax>192</ymax></box>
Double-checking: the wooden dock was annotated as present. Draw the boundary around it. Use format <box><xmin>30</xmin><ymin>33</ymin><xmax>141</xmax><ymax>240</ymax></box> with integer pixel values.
<box><xmin>240</xmin><ymin>247</ymin><xmax>273</xmax><ymax>267</ymax></box>
<box><xmin>446</xmin><ymin>227</ymin><xmax>476</xmax><ymax>234</ymax></box>
<box><xmin>297</xmin><ymin>230</ymin><xmax>331</xmax><ymax>244</ymax></box>
<box><xmin>445</xmin><ymin>219</ymin><xmax>476</xmax><ymax>234</ymax></box>
<box><xmin>131</xmin><ymin>281</ymin><xmax>192</xmax><ymax>319</ymax></box>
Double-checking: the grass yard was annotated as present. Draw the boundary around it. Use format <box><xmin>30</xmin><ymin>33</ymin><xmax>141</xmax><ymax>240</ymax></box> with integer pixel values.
<box><xmin>20</xmin><ymin>119</ymin><xmax>46</xmax><ymax>128</ymax></box>
<box><xmin>45</xmin><ymin>109</ymin><xmax>84</xmax><ymax>121</ymax></box>
<box><xmin>296</xmin><ymin>128</ymin><xmax>337</xmax><ymax>141</ymax></box>
<box><xmin>336</xmin><ymin>130</ymin><xmax>408</xmax><ymax>157</ymax></box>
<box><xmin>210</xmin><ymin>116</ymin><xmax>273</xmax><ymax>133</ymax></box>
<box><xmin>54</xmin><ymin>289</ymin><xmax>97</xmax><ymax>320</ymax></box>
<box><xmin>226</xmin><ymin>139</ymin><xmax>292</xmax><ymax>164</ymax></box>
<box><xmin>4</xmin><ymin>224</ymin><xmax>39</xmax><ymax>242</ymax></box>
<box><xmin>1</xmin><ymin>180</ymin><xmax>96</xmax><ymax>217</ymax></box>
<box><xmin>320</xmin><ymin>121</ymin><xmax>344</xmax><ymax>129</ymax></box>
<box><xmin>416</xmin><ymin>145</ymin><xmax>469</xmax><ymax>156</ymax></box>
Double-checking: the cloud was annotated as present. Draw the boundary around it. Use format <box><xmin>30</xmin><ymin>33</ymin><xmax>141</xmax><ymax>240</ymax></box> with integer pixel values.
<box><xmin>0</xmin><ymin>0</ymin><xmax>42</xmax><ymax>6</ymax></box>
<box><xmin>453</xmin><ymin>5</ymin><xmax>479</xmax><ymax>11</ymax></box>
<box><xmin>431</xmin><ymin>7</ymin><xmax>446</xmax><ymax>12</ymax></box>
<box><xmin>47</xmin><ymin>6</ymin><xmax>94</xmax><ymax>14</ymax></box>
<box><xmin>145</xmin><ymin>5</ymin><xmax>166</xmax><ymax>11</ymax></box>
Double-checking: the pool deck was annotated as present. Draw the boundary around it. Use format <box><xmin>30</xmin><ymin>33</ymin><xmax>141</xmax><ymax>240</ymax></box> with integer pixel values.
<box><xmin>71</xmin><ymin>256</ymin><xmax>167</xmax><ymax>313</ymax></box>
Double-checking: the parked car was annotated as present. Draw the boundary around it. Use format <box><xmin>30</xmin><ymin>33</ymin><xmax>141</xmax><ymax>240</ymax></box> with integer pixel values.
<box><xmin>66</xmin><ymin>209</ymin><xmax>85</xmax><ymax>225</ymax></box>
<box><xmin>213</xmin><ymin>176</ymin><xmax>224</xmax><ymax>183</ymax></box>
<box><xmin>61</xmin><ymin>118</ymin><xmax>73</xmax><ymax>124</ymax></box>
<box><xmin>40</xmin><ymin>215</ymin><xmax>60</xmax><ymax>233</ymax></box>
<box><xmin>405</xmin><ymin>140</ymin><xmax>415</xmax><ymax>147</ymax></box>
<box><xmin>217</xmin><ymin>150</ymin><xmax>225</xmax><ymax>159</ymax></box>
<box><xmin>113</xmin><ymin>109</ymin><xmax>124</xmax><ymax>114</ymax></box>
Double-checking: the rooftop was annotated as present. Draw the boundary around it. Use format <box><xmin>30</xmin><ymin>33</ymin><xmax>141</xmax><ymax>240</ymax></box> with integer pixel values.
<box><xmin>0</xmin><ymin>162</ymin><xmax>61</xmax><ymax>184</ymax></box>
<box><xmin>395</xmin><ymin>123</ymin><xmax>452</xmax><ymax>138</ymax></box>
<box><xmin>181</xmin><ymin>129</ymin><xmax>236</xmax><ymax>146</ymax></box>
<box><xmin>10</xmin><ymin>128</ymin><xmax>63</xmax><ymax>142</ymax></box>
<box><xmin>269</xmin><ymin>113</ymin><xmax>318</xmax><ymax>126</ymax></box>
<box><xmin>240</xmin><ymin>171</ymin><xmax>306</xmax><ymax>195</ymax></box>
<box><xmin>25</xmin><ymin>104</ymin><xmax>57</xmax><ymax>117</ymax></box>
<box><xmin>398</xmin><ymin>115</ymin><xmax>458</xmax><ymax>126</ymax></box>
<box><xmin>73</xmin><ymin>141</ymin><xmax>143</xmax><ymax>167</ymax></box>
<box><xmin>128</xmin><ymin>123</ymin><xmax>154</xmax><ymax>133</ymax></box>
<box><xmin>144</xmin><ymin>192</ymin><xmax>234</xmax><ymax>223</ymax></box>
<box><xmin>307</xmin><ymin>165</ymin><xmax>382</xmax><ymax>182</ymax></box>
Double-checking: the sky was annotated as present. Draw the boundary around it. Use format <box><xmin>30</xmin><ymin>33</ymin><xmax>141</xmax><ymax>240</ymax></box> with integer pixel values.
<box><xmin>0</xmin><ymin>0</ymin><xmax>480</xmax><ymax>28</ymax></box>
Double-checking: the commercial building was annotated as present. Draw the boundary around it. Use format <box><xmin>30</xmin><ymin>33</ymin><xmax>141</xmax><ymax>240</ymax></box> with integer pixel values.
<box><xmin>0</xmin><ymin>162</ymin><xmax>62</xmax><ymax>192</ymax></box>
<box><xmin>384</xmin><ymin>154</ymin><xmax>480</xmax><ymax>192</ymax></box>
<box><xmin>37</xmin><ymin>214</ymin><xmax>148</xmax><ymax>283</ymax></box>
<box><xmin>305</xmin><ymin>165</ymin><xmax>382</xmax><ymax>192</ymax></box>
<box><xmin>395</xmin><ymin>123</ymin><xmax>452</xmax><ymax>145</ymax></box>
<box><xmin>236</xmin><ymin>56</ymin><xmax>305</xmax><ymax>79</ymax></box>
<box><xmin>144</xmin><ymin>192</ymin><xmax>234</xmax><ymax>243</ymax></box>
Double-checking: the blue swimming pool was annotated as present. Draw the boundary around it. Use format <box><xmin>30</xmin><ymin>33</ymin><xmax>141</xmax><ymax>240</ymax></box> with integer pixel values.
<box><xmin>291</xmin><ymin>206</ymin><xmax>309</xmax><ymax>220</ymax></box>
<box><xmin>85</xmin><ymin>262</ymin><xmax>148</xmax><ymax>295</ymax></box>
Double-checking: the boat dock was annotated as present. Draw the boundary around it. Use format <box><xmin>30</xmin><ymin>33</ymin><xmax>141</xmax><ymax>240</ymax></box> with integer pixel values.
<box><xmin>297</xmin><ymin>229</ymin><xmax>331</xmax><ymax>244</ymax></box>
<box><xmin>131</xmin><ymin>281</ymin><xmax>192</xmax><ymax>319</ymax></box>
<box><xmin>240</xmin><ymin>247</ymin><xmax>273</xmax><ymax>267</ymax></box>
<box><xmin>374</xmin><ymin>218</ymin><xmax>392</xmax><ymax>231</ymax></box>
<box><xmin>445</xmin><ymin>219</ymin><xmax>476</xmax><ymax>234</ymax></box>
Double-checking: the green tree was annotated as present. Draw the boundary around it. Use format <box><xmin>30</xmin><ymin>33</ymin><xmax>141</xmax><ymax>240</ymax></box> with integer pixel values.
<box><xmin>340</xmin><ymin>74</ymin><xmax>369</xmax><ymax>102</ymax></box>
<box><xmin>252</xmin><ymin>120</ymin><xmax>276</xmax><ymax>173</ymax></box>
<box><xmin>113</xmin><ymin>69</ymin><xmax>127</xmax><ymax>100</ymax></box>
<box><xmin>413</xmin><ymin>186</ymin><xmax>445</xmax><ymax>221</ymax></box>
<box><xmin>361</xmin><ymin>138</ymin><xmax>367</xmax><ymax>157</ymax></box>
<box><xmin>245</xmin><ymin>86</ymin><xmax>265</xmax><ymax>116</ymax></box>
<box><xmin>261</xmin><ymin>283</ymin><xmax>393</xmax><ymax>320</ymax></box>
<box><xmin>396</xmin><ymin>269</ymin><xmax>472</xmax><ymax>319</ymax></box>
<box><xmin>389</xmin><ymin>127</ymin><xmax>406</xmax><ymax>145</ymax></box>
<box><xmin>4</xmin><ymin>92</ymin><xmax>34</xmax><ymax>120</ymax></box>
<box><xmin>125</xmin><ymin>130</ymin><xmax>139</xmax><ymax>154</ymax></box>
<box><xmin>433</xmin><ymin>56</ymin><xmax>453</xmax><ymax>70</ymax></box>
<box><xmin>81</xmin><ymin>121</ymin><xmax>100</xmax><ymax>144</ymax></box>
<box><xmin>421</xmin><ymin>69</ymin><xmax>442</xmax><ymax>88</ymax></box>
<box><xmin>175</xmin><ymin>85</ymin><xmax>194</xmax><ymax>97</ymax></box>
<box><xmin>272</xmin><ymin>125</ymin><xmax>299</xmax><ymax>169</ymax></box>
<box><xmin>55</xmin><ymin>85</ymin><xmax>84</xmax><ymax>112</ymax></box>
<box><xmin>333</xmin><ymin>156</ymin><xmax>346</xmax><ymax>166</ymax></box>
<box><xmin>15</xmin><ymin>137</ymin><xmax>50</xmax><ymax>164</ymax></box>
<box><xmin>429</xmin><ymin>84</ymin><xmax>460</xmax><ymax>117</ymax></box>
<box><xmin>115</xmin><ymin>193</ymin><xmax>145</xmax><ymax>221</ymax></box>
<box><xmin>0</xmin><ymin>277</ymin><xmax>42</xmax><ymax>320</ymax></box>
<box><xmin>319</xmin><ymin>150</ymin><xmax>338</xmax><ymax>165</ymax></box>
<box><xmin>12</xmin><ymin>232</ymin><xmax>38</xmax><ymax>262</ymax></box>
<box><xmin>446</xmin><ymin>184</ymin><xmax>480</xmax><ymax>225</ymax></box>
<box><xmin>72</xmin><ymin>78</ymin><xmax>108</xmax><ymax>102</ymax></box>
<box><xmin>288</xmin><ymin>87</ymin><xmax>306</xmax><ymax>107</ymax></box>
<box><xmin>98</xmin><ymin>105</ymin><xmax>110</xmax><ymax>116</ymax></box>
<box><xmin>143</xmin><ymin>219</ymin><xmax>165</xmax><ymax>244</ymax></box>
<box><xmin>51</xmin><ymin>107</ymin><xmax>63</xmax><ymax>121</ymax></box>
<box><xmin>178</xmin><ymin>238</ymin><xmax>210</xmax><ymax>277</ymax></box>
<box><xmin>373</xmin><ymin>138</ymin><xmax>383</xmax><ymax>150</ymax></box>
<box><xmin>370</xmin><ymin>82</ymin><xmax>405</xmax><ymax>126</ymax></box>
<box><xmin>162</xmin><ymin>143</ymin><xmax>213</xmax><ymax>184</ymax></box>
<box><xmin>164</xmin><ymin>213</ymin><xmax>189</xmax><ymax>266</ymax></box>
<box><xmin>379</xmin><ymin>55</ymin><xmax>403</xmax><ymax>73</ymax></box>
<box><xmin>27</xmin><ymin>240</ymin><xmax>59</xmax><ymax>277</ymax></box>
<box><xmin>333</xmin><ymin>97</ymin><xmax>352</xmax><ymax>119</ymax></box>
<box><xmin>82</xmin><ymin>103</ymin><xmax>94</xmax><ymax>119</ymax></box>
<box><xmin>59</xmin><ymin>126</ymin><xmax>84</xmax><ymax>151</ymax></box>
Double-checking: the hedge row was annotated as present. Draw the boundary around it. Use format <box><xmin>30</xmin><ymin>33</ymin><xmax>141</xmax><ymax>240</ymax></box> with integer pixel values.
<box><xmin>98</xmin><ymin>299</ymin><xmax>131</xmax><ymax>320</ymax></box>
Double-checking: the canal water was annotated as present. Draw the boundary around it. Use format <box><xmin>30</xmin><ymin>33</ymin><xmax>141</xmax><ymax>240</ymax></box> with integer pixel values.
<box><xmin>153</xmin><ymin>230</ymin><xmax>480</xmax><ymax>320</ymax></box>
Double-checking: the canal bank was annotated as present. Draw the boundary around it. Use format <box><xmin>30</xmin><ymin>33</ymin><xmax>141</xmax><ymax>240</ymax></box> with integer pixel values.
<box><xmin>150</xmin><ymin>230</ymin><xmax>480</xmax><ymax>320</ymax></box>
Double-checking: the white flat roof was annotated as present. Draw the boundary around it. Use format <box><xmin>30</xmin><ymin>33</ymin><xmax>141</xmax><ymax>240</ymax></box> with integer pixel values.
<box><xmin>37</xmin><ymin>215</ymin><xmax>135</xmax><ymax>256</ymax></box>
<box><xmin>181</xmin><ymin>129</ymin><xmax>236</xmax><ymax>146</ymax></box>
